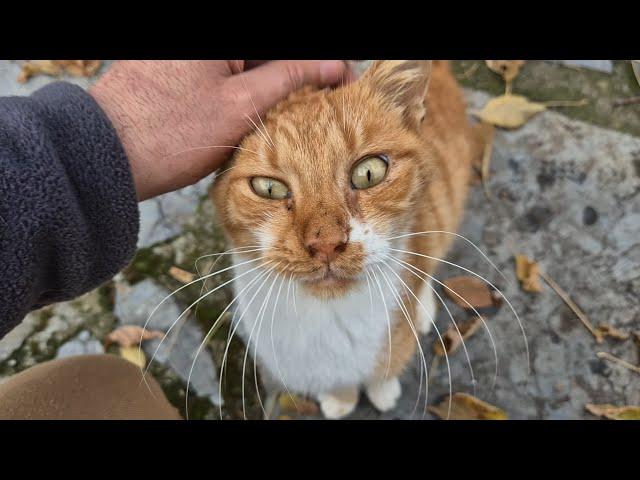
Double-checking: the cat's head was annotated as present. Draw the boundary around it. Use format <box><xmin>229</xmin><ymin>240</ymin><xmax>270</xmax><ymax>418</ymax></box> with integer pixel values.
<box><xmin>211</xmin><ymin>60</ymin><xmax>433</xmax><ymax>298</ymax></box>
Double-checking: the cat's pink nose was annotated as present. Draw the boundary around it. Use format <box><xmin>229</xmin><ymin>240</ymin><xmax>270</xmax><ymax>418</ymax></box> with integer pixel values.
<box><xmin>306</xmin><ymin>236</ymin><xmax>348</xmax><ymax>263</ymax></box>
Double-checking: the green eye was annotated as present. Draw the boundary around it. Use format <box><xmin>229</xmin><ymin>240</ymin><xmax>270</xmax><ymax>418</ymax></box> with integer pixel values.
<box><xmin>351</xmin><ymin>155</ymin><xmax>388</xmax><ymax>189</ymax></box>
<box><xmin>250</xmin><ymin>177</ymin><xmax>290</xmax><ymax>200</ymax></box>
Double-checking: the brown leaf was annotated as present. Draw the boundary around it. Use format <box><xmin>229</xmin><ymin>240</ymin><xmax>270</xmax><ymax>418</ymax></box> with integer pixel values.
<box><xmin>443</xmin><ymin>276</ymin><xmax>495</xmax><ymax>310</ymax></box>
<box><xmin>473</xmin><ymin>94</ymin><xmax>546</xmax><ymax>129</ymax></box>
<box><xmin>585</xmin><ymin>403</ymin><xmax>640</xmax><ymax>420</ymax></box>
<box><xmin>428</xmin><ymin>392</ymin><xmax>508</xmax><ymax>420</ymax></box>
<box><xmin>596</xmin><ymin>324</ymin><xmax>630</xmax><ymax>341</ymax></box>
<box><xmin>168</xmin><ymin>266</ymin><xmax>196</xmax><ymax>284</ymax></box>
<box><xmin>485</xmin><ymin>60</ymin><xmax>525</xmax><ymax>83</ymax></box>
<box><xmin>104</xmin><ymin>325</ymin><xmax>164</xmax><ymax>349</ymax></box>
<box><xmin>278</xmin><ymin>393</ymin><xmax>319</xmax><ymax>416</ymax></box>
<box><xmin>434</xmin><ymin>317</ymin><xmax>482</xmax><ymax>356</ymax></box>
<box><xmin>515</xmin><ymin>255</ymin><xmax>542</xmax><ymax>293</ymax></box>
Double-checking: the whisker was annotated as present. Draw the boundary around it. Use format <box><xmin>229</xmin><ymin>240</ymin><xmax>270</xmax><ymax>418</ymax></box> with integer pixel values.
<box><xmin>381</xmin><ymin>260</ymin><xmax>454</xmax><ymax>420</ymax></box>
<box><xmin>388</xmin><ymin>254</ymin><xmax>499</xmax><ymax>392</ymax></box>
<box><xmin>164</xmin><ymin>144</ymin><xmax>263</xmax><ymax>158</ymax></box>
<box><xmin>185</xmin><ymin>262</ymin><xmax>274</xmax><ymax>419</ymax></box>
<box><xmin>194</xmin><ymin>246</ymin><xmax>268</xmax><ymax>322</ymax></box>
<box><xmin>138</xmin><ymin>254</ymin><xmax>268</xmax><ymax>372</ymax></box>
<box><xmin>243</xmin><ymin>114</ymin><xmax>274</xmax><ymax>153</ymax></box>
<box><xmin>388</xmin><ymin>255</ymin><xmax>477</xmax><ymax>396</ymax></box>
<box><xmin>391</xmin><ymin>247</ymin><xmax>531</xmax><ymax>374</ymax></box>
<box><xmin>369</xmin><ymin>267</ymin><xmax>393</xmax><ymax>381</ymax></box>
<box><xmin>270</xmin><ymin>272</ymin><xmax>298</xmax><ymax>415</ymax></box>
<box><xmin>242</xmin><ymin>264</ymin><xmax>282</xmax><ymax>419</ymax></box>
<box><xmin>387</xmin><ymin>230</ymin><xmax>510</xmax><ymax>285</ymax></box>
<box><xmin>363</xmin><ymin>269</ymin><xmax>375</xmax><ymax>318</ymax></box>
<box><xmin>142</xmin><ymin>259</ymin><xmax>272</xmax><ymax>384</ymax></box>
<box><xmin>217</xmin><ymin>263</ymin><xmax>280</xmax><ymax>419</ymax></box>
<box><xmin>376</xmin><ymin>263</ymin><xmax>429</xmax><ymax>418</ymax></box>
<box><xmin>236</xmin><ymin>62</ymin><xmax>276</xmax><ymax>150</ymax></box>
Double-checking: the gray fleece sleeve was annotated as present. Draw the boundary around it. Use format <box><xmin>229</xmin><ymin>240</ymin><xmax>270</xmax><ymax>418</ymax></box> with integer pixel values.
<box><xmin>0</xmin><ymin>82</ymin><xmax>140</xmax><ymax>338</ymax></box>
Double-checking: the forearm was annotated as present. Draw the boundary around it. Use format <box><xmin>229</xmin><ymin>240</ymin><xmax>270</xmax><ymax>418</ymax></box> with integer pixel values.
<box><xmin>0</xmin><ymin>82</ymin><xmax>139</xmax><ymax>338</ymax></box>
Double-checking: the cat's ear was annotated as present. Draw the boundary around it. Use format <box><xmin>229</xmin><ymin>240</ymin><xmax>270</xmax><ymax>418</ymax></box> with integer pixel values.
<box><xmin>362</xmin><ymin>60</ymin><xmax>432</xmax><ymax>129</ymax></box>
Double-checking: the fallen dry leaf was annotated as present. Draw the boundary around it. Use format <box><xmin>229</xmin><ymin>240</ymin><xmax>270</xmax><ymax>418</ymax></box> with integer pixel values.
<box><xmin>473</xmin><ymin>94</ymin><xmax>546</xmax><ymax>129</ymax></box>
<box><xmin>428</xmin><ymin>392</ymin><xmax>507</xmax><ymax>420</ymax></box>
<box><xmin>168</xmin><ymin>266</ymin><xmax>196</xmax><ymax>284</ymax></box>
<box><xmin>433</xmin><ymin>316</ymin><xmax>483</xmax><ymax>356</ymax></box>
<box><xmin>585</xmin><ymin>403</ymin><xmax>640</xmax><ymax>420</ymax></box>
<box><xmin>278</xmin><ymin>393</ymin><xmax>319</xmax><ymax>416</ymax></box>
<box><xmin>119</xmin><ymin>346</ymin><xmax>146</xmax><ymax>369</ymax></box>
<box><xmin>485</xmin><ymin>60</ymin><xmax>525</xmax><ymax>83</ymax></box>
<box><xmin>17</xmin><ymin>60</ymin><xmax>62</xmax><ymax>83</ymax></box>
<box><xmin>17</xmin><ymin>60</ymin><xmax>102</xmax><ymax>83</ymax></box>
<box><xmin>104</xmin><ymin>325</ymin><xmax>164</xmax><ymax>349</ymax></box>
<box><xmin>442</xmin><ymin>276</ymin><xmax>495</xmax><ymax>310</ymax></box>
<box><xmin>596</xmin><ymin>324</ymin><xmax>630</xmax><ymax>341</ymax></box>
<box><xmin>515</xmin><ymin>255</ymin><xmax>542</xmax><ymax>293</ymax></box>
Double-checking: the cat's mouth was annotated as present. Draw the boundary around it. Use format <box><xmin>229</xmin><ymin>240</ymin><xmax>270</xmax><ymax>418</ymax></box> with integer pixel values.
<box><xmin>300</xmin><ymin>266</ymin><xmax>358</xmax><ymax>290</ymax></box>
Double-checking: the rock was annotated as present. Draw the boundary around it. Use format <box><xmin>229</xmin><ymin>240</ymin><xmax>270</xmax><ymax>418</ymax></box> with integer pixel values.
<box><xmin>138</xmin><ymin>178</ymin><xmax>212</xmax><ymax>248</ymax></box>
<box><xmin>55</xmin><ymin>330</ymin><xmax>104</xmax><ymax>358</ymax></box>
<box><xmin>549</xmin><ymin>60</ymin><xmax>613</xmax><ymax>74</ymax></box>
<box><xmin>0</xmin><ymin>314</ymin><xmax>41</xmax><ymax>363</ymax></box>
<box><xmin>114</xmin><ymin>279</ymin><xmax>222</xmax><ymax>405</ymax></box>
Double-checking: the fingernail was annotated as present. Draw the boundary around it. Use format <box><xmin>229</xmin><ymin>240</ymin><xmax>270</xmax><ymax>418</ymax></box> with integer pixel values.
<box><xmin>319</xmin><ymin>60</ymin><xmax>347</xmax><ymax>85</ymax></box>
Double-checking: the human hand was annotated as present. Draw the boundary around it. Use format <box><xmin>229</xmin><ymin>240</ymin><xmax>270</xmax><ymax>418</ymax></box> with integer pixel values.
<box><xmin>89</xmin><ymin>60</ymin><xmax>352</xmax><ymax>201</ymax></box>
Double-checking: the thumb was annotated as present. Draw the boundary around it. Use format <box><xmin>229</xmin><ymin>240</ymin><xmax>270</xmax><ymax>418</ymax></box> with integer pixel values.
<box><xmin>232</xmin><ymin>60</ymin><xmax>348</xmax><ymax>114</ymax></box>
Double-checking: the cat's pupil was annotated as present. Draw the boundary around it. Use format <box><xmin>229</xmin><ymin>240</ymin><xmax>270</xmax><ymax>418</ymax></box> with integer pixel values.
<box><xmin>367</xmin><ymin>169</ymin><xmax>372</xmax><ymax>183</ymax></box>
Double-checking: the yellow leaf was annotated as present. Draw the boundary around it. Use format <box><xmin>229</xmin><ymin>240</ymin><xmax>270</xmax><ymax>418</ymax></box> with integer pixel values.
<box><xmin>119</xmin><ymin>346</ymin><xmax>146</xmax><ymax>369</ymax></box>
<box><xmin>515</xmin><ymin>254</ymin><xmax>542</xmax><ymax>293</ymax></box>
<box><xmin>473</xmin><ymin>94</ymin><xmax>546</xmax><ymax>129</ymax></box>
<box><xmin>428</xmin><ymin>393</ymin><xmax>508</xmax><ymax>420</ymax></box>
<box><xmin>485</xmin><ymin>60</ymin><xmax>525</xmax><ymax>83</ymax></box>
<box><xmin>585</xmin><ymin>403</ymin><xmax>640</xmax><ymax>420</ymax></box>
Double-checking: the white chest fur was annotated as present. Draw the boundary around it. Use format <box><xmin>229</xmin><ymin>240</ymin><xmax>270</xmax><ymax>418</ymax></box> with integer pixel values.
<box><xmin>229</xmin><ymin>254</ymin><xmax>405</xmax><ymax>396</ymax></box>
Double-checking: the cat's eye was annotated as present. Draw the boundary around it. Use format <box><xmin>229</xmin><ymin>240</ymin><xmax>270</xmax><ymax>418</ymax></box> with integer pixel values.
<box><xmin>351</xmin><ymin>155</ymin><xmax>388</xmax><ymax>190</ymax></box>
<box><xmin>250</xmin><ymin>176</ymin><xmax>290</xmax><ymax>200</ymax></box>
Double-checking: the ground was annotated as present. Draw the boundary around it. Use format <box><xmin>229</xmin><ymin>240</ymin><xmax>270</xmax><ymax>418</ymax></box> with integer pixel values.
<box><xmin>0</xmin><ymin>60</ymin><xmax>638</xmax><ymax>420</ymax></box>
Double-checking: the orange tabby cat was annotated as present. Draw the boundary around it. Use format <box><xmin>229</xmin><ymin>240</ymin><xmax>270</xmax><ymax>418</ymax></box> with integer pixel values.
<box><xmin>211</xmin><ymin>60</ymin><xmax>477</xmax><ymax>418</ymax></box>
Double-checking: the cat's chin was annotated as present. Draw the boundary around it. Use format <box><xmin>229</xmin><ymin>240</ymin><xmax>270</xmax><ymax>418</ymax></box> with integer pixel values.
<box><xmin>300</xmin><ymin>273</ymin><xmax>359</xmax><ymax>299</ymax></box>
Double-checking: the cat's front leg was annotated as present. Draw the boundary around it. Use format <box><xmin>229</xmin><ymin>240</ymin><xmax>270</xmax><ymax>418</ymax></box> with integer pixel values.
<box><xmin>317</xmin><ymin>386</ymin><xmax>359</xmax><ymax>419</ymax></box>
<box><xmin>415</xmin><ymin>279</ymin><xmax>436</xmax><ymax>335</ymax></box>
<box><xmin>365</xmin><ymin>376</ymin><xmax>401</xmax><ymax>412</ymax></box>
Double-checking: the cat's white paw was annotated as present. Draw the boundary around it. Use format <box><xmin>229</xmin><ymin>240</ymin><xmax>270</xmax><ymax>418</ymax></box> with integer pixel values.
<box><xmin>416</xmin><ymin>282</ymin><xmax>436</xmax><ymax>335</ymax></box>
<box><xmin>366</xmin><ymin>377</ymin><xmax>401</xmax><ymax>412</ymax></box>
<box><xmin>317</xmin><ymin>389</ymin><xmax>358</xmax><ymax>419</ymax></box>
